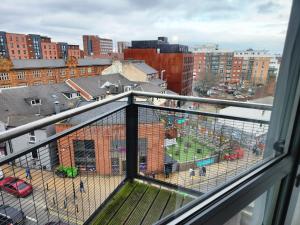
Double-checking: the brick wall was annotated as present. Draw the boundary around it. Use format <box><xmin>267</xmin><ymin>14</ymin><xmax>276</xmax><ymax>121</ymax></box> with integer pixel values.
<box><xmin>55</xmin><ymin>122</ymin><xmax>165</xmax><ymax>175</ymax></box>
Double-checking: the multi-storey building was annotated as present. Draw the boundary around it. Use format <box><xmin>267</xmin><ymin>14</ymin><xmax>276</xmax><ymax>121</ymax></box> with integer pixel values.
<box><xmin>193</xmin><ymin>49</ymin><xmax>234</xmax><ymax>83</ymax></box>
<box><xmin>0</xmin><ymin>57</ymin><xmax>111</xmax><ymax>88</ymax></box>
<box><xmin>235</xmin><ymin>49</ymin><xmax>272</xmax><ymax>85</ymax></box>
<box><xmin>41</xmin><ymin>37</ymin><xmax>58</xmax><ymax>60</ymax></box>
<box><xmin>193</xmin><ymin>48</ymin><xmax>277</xmax><ymax>85</ymax></box>
<box><xmin>0</xmin><ymin>32</ymin><xmax>9</xmax><ymax>58</ymax></box>
<box><xmin>99</xmin><ymin>38</ymin><xmax>113</xmax><ymax>54</ymax></box>
<box><xmin>83</xmin><ymin>35</ymin><xmax>113</xmax><ymax>56</ymax></box>
<box><xmin>124</xmin><ymin>37</ymin><xmax>194</xmax><ymax>95</ymax></box>
<box><xmin>67</xmin><ymin>45</ymin><xmax>81</xmax><ymax>59</ymax></box>
<box><xmin>117</xmin><ymin>41</ymin><xmax>130</xmax><ymax>53</ymax></box>
<box><xmin>0</xmin><ymin>31</ymin><xmax>84</xmax><ymax>60</ymax></box>
<box><xmin>6</xmin><ymin>32</ymin><xmax>29</xmax><ymax>60</ymax></box>
<box><xmin>56</xmin><ymin>42</ymin><xmax>68</xmax><ymax>59</ymax></box>
<box><xmin>26</xmin><ymin>34</ymin><xmax>43</xmax><ymax>59</ymax></box>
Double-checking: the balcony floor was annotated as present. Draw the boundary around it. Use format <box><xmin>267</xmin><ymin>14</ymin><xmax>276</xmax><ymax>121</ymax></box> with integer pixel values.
<box><xmin>90</xmin><ymin>180</ymin><xmax>195</xmax><ymax>225</ymax></box>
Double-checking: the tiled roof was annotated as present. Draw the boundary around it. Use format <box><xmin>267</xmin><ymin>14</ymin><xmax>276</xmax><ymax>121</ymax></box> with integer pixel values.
<box><xmin>11</xmin><ymin>58</ymin><xmax>112</xmax><ymax>69</ymax></box>
<box><xmin>0</xmin><ymin>83</ymin><xmax>79</xmax><ymax>127</ymax></box>
<box><xmin>132</xmin><ymin>62</ymin><xmax>157</xmax><ymax>74</ymax></box>
<box><xmin>70</xmin><ymin>73</ymin><xmax>133</xmax><ymax>98</ymax></box>
<box><xmin>67</xmin><ymin>101</ymin><xmax>160</xmax><ymax>125</ymax></box>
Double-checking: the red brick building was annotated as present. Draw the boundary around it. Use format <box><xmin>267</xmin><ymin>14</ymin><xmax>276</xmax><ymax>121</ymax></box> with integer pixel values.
<box><xmin>231</xmin><ymin>56</ymin><xmax>243</xmax><ymax>84</ymax></box>
<box><xmin>5</xmin><ymin>33</ymin><xmax>29</xmax><ymax>60</ymax></box>
<box><xmin>0</xmin><ymin>31</ymin><xmax>84</xmax><ymax>60</ymax></box>
<box><xmin>55</xmin><ymin>104</ymin><xmax>165</xmax><ymax>175</ymax></box>
<box><xmin>0</xmin><ymin>57</ymin><xmax>111</xmax><ymax>88</ymax></box>
<box><xmin>125</xmin><ymin>48</ymin><xmax>193</xmax><ymax>95</ymax></box>
<box><xmin>67</xmin><ymin>45</ymin><xmax>81</xmax><ymax>59</ymax></box>
<box><xmin>83</xmin><ymin>35</ymin><xmax>113</xmax><ymax>57</ymax></box>
<box><xmin>193</xmin><ymin>52</ymin><xmax>206</xmax><ymax>81</ymax></box>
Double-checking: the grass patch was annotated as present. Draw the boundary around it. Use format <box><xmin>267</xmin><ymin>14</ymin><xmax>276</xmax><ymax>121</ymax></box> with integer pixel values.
<box><xmin>166</xmin><ymin>136</ymin><xmax>215</xmax><ymax>163</ymax></box>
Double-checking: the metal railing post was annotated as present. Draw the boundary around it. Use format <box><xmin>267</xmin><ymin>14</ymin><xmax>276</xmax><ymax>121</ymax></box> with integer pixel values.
<box><xmin>126</xmin><ymin>93</ymin><xmax>138</xmax><ymax>180</ymax></box>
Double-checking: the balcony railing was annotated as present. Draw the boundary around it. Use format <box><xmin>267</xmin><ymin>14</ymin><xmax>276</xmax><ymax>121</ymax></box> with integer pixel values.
<box><xmin>0</xmin><ymin>91</ymin><xmax>272</xmax><ymax>225</ymax></box>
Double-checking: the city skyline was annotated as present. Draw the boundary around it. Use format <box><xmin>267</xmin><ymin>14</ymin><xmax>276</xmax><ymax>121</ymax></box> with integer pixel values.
<box><xmin>0</xmin><ymin>0</ymin><xmax>292</xmax><ymax>53</ymax></box>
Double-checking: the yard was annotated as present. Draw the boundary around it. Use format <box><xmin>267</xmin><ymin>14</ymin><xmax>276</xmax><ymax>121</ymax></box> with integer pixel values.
<box><xmin>90</xmin><ymin>180</ymin><xmax>194</xmax><ymax>225</ymax></box>
<box><xmin>166</xmin><ymin>136</ymin><xmax>216</xmax><ymax>163</ymax></box>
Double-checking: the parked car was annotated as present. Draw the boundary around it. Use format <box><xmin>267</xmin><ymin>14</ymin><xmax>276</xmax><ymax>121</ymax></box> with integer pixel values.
<box><xmin>224</xmin><ymin>148</ymin><xmax>245</xmax><ymax>161</ymax></box>
<box><xmin>0</xmin><ymin>205</ymin><xmax>26</xmax><ymax>225</ymax></box>
<box><xmin>0</xmin><ymin>177</ymin><xmax>32</xmax><ymax>197</ymax></box>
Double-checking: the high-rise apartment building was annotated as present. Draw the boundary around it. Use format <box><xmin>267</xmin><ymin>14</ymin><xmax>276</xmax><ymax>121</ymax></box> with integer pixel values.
<box><xmin>0</xmin><ymin>31</ymin><xmax>84</xmax><ymax>60</ymax></box>
<box><xmin>26</xmin><ymin>34</ymin><xmax>43</xmax><ymax>59</ymax></box>
<box><xmin>67</xmin><ymin>45</ymin><xmax>81</xmax><ymax>59</ymax></box>
<box><xmin>193</xmin><ymin>48</ymin><xmax>277</xmax><ymax>85</ymax></box>
<box><xmin>56</xmin><ymin>42</ymin><xmax>68</xmax><ymax>60</ymax></box>
<box><xmin>6</xmin><ymin>32</ymin><xmax>29</xmax><ymax>59</ymax></box>
<box><xmin>99</xmin><ymin>38</ymin><xmax>113</xmax><ymax>54</ymax></box>
<box><xmin>0</xmin><ymin>32</ymin><xmax>9</xmax><ymax>58</ymax></box>
<box><xmin>117</xmin><ymin>41</ymin><xmax>130</xmax><ymax>53</ymax></box>
<box><xmin>83</xmin><ymin>35</ymin><xmax>113</xmax><ymax>57</ymax></box>
<box><xmin>41</xmin><ymin>36</ymin><xmax>58</xmax><ymax>60</ymax></box>
<box><xmin>124</xmin><ymin>37</ymin><xmax>193</xmax><ymax>95</ymax></box>
<box><xmin>193</xmin><ymin>49</ymin><xmax>233</xmax><ymax>83</ymax></box>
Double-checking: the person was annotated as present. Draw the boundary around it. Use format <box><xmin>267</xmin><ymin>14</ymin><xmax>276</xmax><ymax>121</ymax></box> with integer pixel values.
<box><xmin>189</xmin><ymin>168</ymin><xmax>195</xmax><ymax>177</ymax></box>
<box><xmin>25</xmin><ymin>166</ymin><xmax>32</xmax><ymax>179</ymax></box>
<box><xmin>165</xmin><ymin>170</ymin><xmax>170</xmax><ymax>178</ymax></box>
<box><xmin>80</xmin><ymin>180</ymin><xmax>85</xmax><ymax>193</ymax></box>
<box><xmin>202</xmin><ymin>166</ymin><xmax>207</xmax><ymax>176</ymax></box>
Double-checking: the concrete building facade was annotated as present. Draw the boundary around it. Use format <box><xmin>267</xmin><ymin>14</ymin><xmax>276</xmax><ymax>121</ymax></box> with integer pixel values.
<box><xmin>117</xmin><ymin>41</ymin><xmax>130</xmax><ymax>54</ymax></box>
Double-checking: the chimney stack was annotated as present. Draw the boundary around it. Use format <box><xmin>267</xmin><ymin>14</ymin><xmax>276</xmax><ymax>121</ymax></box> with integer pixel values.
<box><xmin>54</xmin><ymin>101</ymin><xmax>60</xmax><ymax>114</ymax></box>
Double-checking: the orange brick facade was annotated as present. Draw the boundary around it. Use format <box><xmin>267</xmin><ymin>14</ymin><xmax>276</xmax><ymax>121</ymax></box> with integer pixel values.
<box><xmin>55</xmin><ymin>123</ymin><xmax>165</xmax><ymax>175</ymax></box>
<box><xmin>0</xmin><ymin>57</ymin><xmax>110</xmax><ymax>88</ymax></box>
<box><xmin>124</xmin><ymin>48</ymin><xmax>194</xmax><ymax>95</ymax></box>
<box><xmin>6</xmin><ymin>33</ymin><xmax>28</xmax><ymax>60</ymax></box>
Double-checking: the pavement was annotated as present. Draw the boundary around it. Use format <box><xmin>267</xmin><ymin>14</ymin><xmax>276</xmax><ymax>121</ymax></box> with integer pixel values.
<box><xmin>0</xmin><ymin>150</ymin><xmax>264</xmax><ymax>224</ymax></box>
<box><xmin>0</xmin><ymin>166</ymin><xmax>124</xmax><ymax>225</ymax></box>
<box><xmin>154</xmin><ymin>150</ymin><xmax>264</xmax><ymax>194</ymax></box>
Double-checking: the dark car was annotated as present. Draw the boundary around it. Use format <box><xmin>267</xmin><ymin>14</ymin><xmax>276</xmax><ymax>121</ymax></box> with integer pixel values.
<box><xmin>0</xmin><ymin>177</ymin><xmax>33</xmax><ymax>198</ymax></box>
<box><xmin>0</xmin><ymin>205</ymin><xmax>26</xmax><ymax>225</ymax></box>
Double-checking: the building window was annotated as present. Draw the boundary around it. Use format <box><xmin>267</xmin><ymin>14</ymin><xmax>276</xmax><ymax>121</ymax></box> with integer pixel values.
<box><xmin>33</xmin><ymin>70</ymin><xmax>41</xmax><ymax>78</ymax></box>
<box><xmin>80</xmin><ymin>68</ymin><xmax>85</xmax><ymax>74</ymax></box>
<box><xmin>47</xmin><ymin>70</ymin><xmax>53</xmax><ymax>77</ymax></box>
<box><xmin>0</xmin><ymin>73</ymin><xmax>9</xmax><ymax>80</ymax></box>
<box><xmin>30</xmin><ymin>99</ymin><xmax>42</xmax><ymax>105</ymax></box>
<box><xmin>60</xmin><ymin>69</ymin><xmax>66</xmax><ymax>77</ymax></box>
<box><xmin>29</xmin><ymin>131</ymin><xmax>36</xmax><ymax>144</ymax></box>
<box><xmin>63</xmin><ymin>92</ymin><xmax>80</xmax><ymax>99</ymax></box>
<box><xmin>87</xmin><ymin>67</ymin><xmax>92</xmax><ymax>73</ymax></box>
<box><xmin>73</xmin><ymin>140</ymin><xmax>96</xmax><ymax>170</ymax></box>
<box><xmin>70</xmin><ymin>69</ymin><xmax>75</xmax><ymax>76</ymax></box>
<box><xmin>17</xmin><ymin>71</ymin><xmax>26</xmax><ymax>80</ymax></box>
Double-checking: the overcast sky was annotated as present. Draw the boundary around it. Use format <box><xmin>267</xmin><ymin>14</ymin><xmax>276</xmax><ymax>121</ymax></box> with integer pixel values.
<box><xmin>0</xmin><ymin>0</ymin><xmax>292</xmax><ymax>53</ymax></box>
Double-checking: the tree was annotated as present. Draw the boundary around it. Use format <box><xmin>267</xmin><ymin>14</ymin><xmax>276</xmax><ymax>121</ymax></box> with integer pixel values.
<box><xmin>194</xmin><ymin>76</ymin><xmax>219</xmax><ymax>96</ymax></box>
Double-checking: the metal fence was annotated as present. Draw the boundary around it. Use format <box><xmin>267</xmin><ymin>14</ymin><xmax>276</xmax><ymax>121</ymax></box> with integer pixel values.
<box><xmin>0</xmin><ymin>91</ymin><xmax>272</xmax><ymax>225</ymax></box>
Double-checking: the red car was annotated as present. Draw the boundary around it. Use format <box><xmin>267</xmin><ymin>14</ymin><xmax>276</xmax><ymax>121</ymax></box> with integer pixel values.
<box><xmin>0</xmin><ymin>177</ymin><xmax>32</xmax><ymax>197</ymax></box>
<box><xmin>224</xmin><ymin>148</ymin><xmax>245</xmax><ymax>161</ymax></box>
